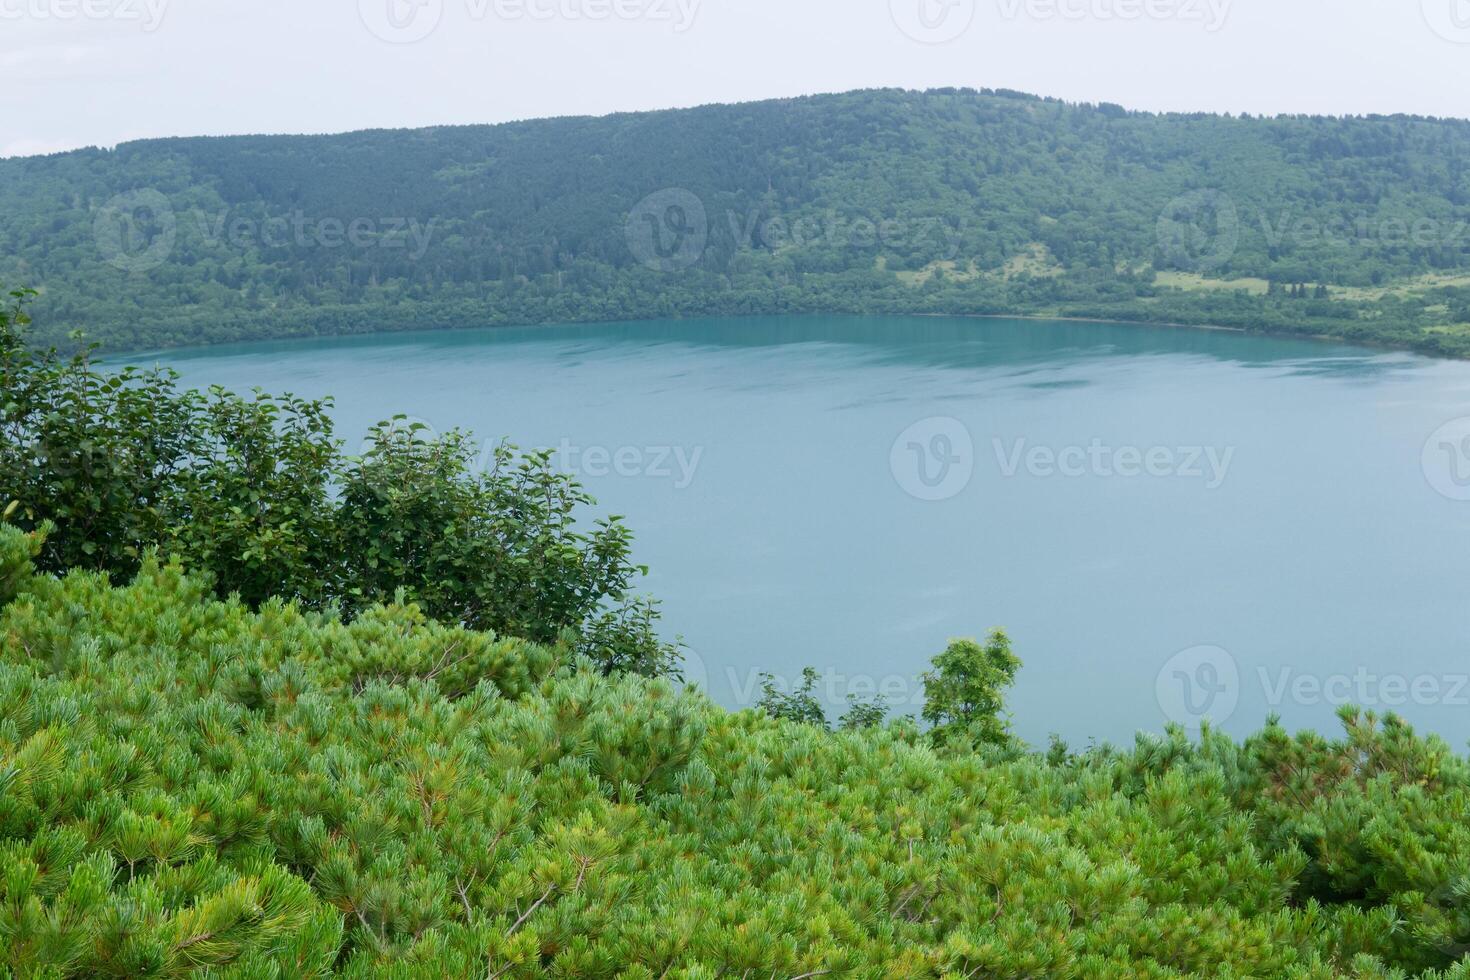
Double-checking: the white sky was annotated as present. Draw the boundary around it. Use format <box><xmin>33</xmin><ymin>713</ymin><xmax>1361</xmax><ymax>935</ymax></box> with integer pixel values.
<box><xmin>2</xmin><ymin>0</ymin><xmax>1468</xmax><ymax>158</ymax></box>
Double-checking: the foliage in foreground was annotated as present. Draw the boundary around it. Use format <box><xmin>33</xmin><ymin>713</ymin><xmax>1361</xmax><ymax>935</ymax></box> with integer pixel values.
<box><xmin>3</xmin><ymin>524</ymin><xmax>1470</xmax><ymax>978</ymax></box>
<box><xmin>0</xmin><ymin>289</ymin><xmax>677</xmax><ymax>676</ymax></box>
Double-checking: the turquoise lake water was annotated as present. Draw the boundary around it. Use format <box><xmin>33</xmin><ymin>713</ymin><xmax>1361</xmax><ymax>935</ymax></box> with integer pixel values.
<box><xmin>135</xmin><ymin>315</ymin><xmax>1470</xmax><ymax>747</ymax></box>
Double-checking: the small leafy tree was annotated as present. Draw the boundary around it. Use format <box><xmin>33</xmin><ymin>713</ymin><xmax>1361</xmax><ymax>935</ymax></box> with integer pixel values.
<box><xmin>333</xmin><ymin>422</ymin><xmax>679</xmax><ymax>676</ymax></box>
<box><xmin>921</xmin><ymin>631</ymin><xmax>1021</xmax><ymax>748</ymax></box>
<box><xmin>582</xmin><ymin>594</ymin><xmax>682</xmax><ymax>678</ymax></box>
<box><xmin>755</xmin><ymin>667</ymin><xmax>828</xmax><ymax>727</ymax></box>
<box><xmin>838</xmin><ymin>693</ymin><xmax>889</xmax><ymax>731</ymax></box>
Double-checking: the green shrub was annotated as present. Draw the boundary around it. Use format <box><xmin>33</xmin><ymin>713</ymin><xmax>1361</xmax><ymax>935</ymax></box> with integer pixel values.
<box><xmin>335</xmin><ymin>423</ymin><xmax>678</xmax><ymax>677</ymax></box>
<box><xmin>755</xmin><ymin>666</ymin><xmax>828</xmax><ymax>727</ymax></box>
<box><xmin>0</xmin><ymin>291</ymin><xmax>676</xmax><ymax>675</ymax></box>
<box><xmin>4</xmin><ymin>557</ymin><xmax>1470</xmax><ymax>976</ymax></box>
<box><xmin>0</xmin><ymin>519</ymin><xmax>45</xmax><ymax>607</ymax></box>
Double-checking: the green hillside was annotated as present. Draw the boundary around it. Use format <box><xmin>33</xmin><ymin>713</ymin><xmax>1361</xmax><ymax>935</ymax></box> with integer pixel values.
<box><xmin>4</xmin><ymin>88</ymin><xmax>1470</xmax><ymax>355</ymax></box>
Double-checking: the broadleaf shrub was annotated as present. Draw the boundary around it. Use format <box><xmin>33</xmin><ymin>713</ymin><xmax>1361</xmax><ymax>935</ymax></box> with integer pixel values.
<box><xmin>0</xmin><ymin>290</ymin><xmax>677</xmax><ymax>676</ymax></box>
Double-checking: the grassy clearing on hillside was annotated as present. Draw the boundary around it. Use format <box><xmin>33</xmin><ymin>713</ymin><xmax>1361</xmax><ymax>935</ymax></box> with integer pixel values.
<box><xmin>1152</xmin><ymin>271</ymin><xmax>1273</xmax><ymax>296</ymax></box>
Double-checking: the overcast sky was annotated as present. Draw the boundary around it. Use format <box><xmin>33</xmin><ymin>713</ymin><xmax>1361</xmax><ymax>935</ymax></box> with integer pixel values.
<box><xmin>2</xmin><ymin>0</ymin><xmax>1468</xmax><ymax>158</ymax></box>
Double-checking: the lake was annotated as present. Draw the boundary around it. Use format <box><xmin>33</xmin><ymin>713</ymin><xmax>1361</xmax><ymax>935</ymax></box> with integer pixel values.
<box><xmin>133</xmin><ymin>315</ymin><xmax>1470</xmax><ymax>747</ymax></box>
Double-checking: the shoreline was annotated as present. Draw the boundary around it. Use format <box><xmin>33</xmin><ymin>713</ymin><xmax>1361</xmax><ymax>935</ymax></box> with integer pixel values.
<box><xmin>99</xmin><ymin>308</ymin><xmax>1445</xmax><ymax>363</ymax></box>
<box><xmin>918</xmin><ymin>312</ymin><xmax>1249</xmax><ymax>334</ymax></box>
<box><xmin>921</xmin><ymin>311</ymin><xmax>1449</xmax><ymax>359</ymax></box>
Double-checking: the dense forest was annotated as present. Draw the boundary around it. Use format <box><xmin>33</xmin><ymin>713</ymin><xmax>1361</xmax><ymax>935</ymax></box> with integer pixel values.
<box><xmin>4</xmin><ymin>88</ymin><xmax>1470</xmax><ymax>355</ymax></box>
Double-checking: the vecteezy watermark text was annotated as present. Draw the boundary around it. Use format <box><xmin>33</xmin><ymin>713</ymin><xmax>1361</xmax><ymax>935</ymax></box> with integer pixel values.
<box><xmin>1156</xmin><ymin>644</ymin><xmax>1470</xmax><ymax>729</ymax></box>
<box><xmin>1259</xmin><ymin>211</ymin><xmax>1470</xmax><ymax>251</ymax></box>
<box><xmin>1157</xmin><ymin>190</ymin><xmax>1470</xmax><ymax>275</ymax></box>
<box><xmin>552</xmin><ymin>439</ymin><xmax>703</xmax><ymax>489</ymax></box>
<box><xmin>359</xmin><ymin>0</ymin><xmax>699</xmax><ymax>43</ymax></box>
<box><xmin>994</xmin><ymin>438</ymin><xmax>1235</xmax><ymax>489</ymax></box>
<box><xmin>890</xmin><ymin>0</ymin><xmax>1229</xmax><ymax>44</ymax></box>
<box><xmin>681</xmin><ymin>651</ymin><xmax>928</xmax><ymax>710</ymax></box>
<box><xmin>0</xmin><ymin>0</ymin><xmax>168</xmax><ymax>29</ymax></box>
<box><xmin>625</xmin><ymin>189</ymin><xmax>967</xmax><ymax>274</ymax></box>
<box><xmin>1259</xmin><ymin>666</ymin><xmax>1470</xmax><ymax>709</ymax></box>
<box><xmin>726</xmin><ymin>207</ymin><xmax>963</xmax><ymax>260</ymax></box>
<box><xmin>94</xmin><ymin>190</ymin><xmax>438</xmax><ymax>273</ymax></box>
<box><xmin>997</xmin><ymin>0</ymin><xmax>1229</xmax><ymax>30</ymax></box>
<box><xmin>184</xmin><ymin>210</ymin><xmax>437</xmax><ymax>260</ymax></box>
<box><xmin>890</xmin><ymin>417</ymin><xmax>1237</xmax><ymax>501</ymax></box>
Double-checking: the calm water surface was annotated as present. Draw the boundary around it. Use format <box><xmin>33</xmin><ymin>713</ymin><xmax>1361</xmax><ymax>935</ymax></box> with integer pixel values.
<box><xmin>134</xmin><ymin>315</ymin><xmax>1470</xmax><ymax>747</ymax></box>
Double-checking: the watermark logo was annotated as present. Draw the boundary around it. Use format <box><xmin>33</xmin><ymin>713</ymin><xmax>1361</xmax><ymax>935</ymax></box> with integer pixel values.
<box><xmin>1258</xmin><ymin>211</ymin><xmax>1470</xmax><ymax>252</ymax></box>
<box><xmin>1157</xmin><ymin>189</ymin><xmax>1239</xmax><ymax>274</ymax></box>
<box><xmin>1158</xmin><ymin>647</ymin><xmax>1470</xmax><ymax>730</ymax></box>
<box><xmin>996</xmin><ymin>0</ymin><xmax>1230</xmax><ymax>31</ymax></box>
<box><xmin>356</xmin><ymin>421</ymin><xmax>703</xmax><ymax>488</ymax></box>
<box><xmin>890</xmin><ymin>0</ymin><xmax>976</xmax><ymax>43</ymax></box>
<box><xmin>679</xmin><ymin>647</ymin><xmax>710</xmax><ymax>691</ymax></box>
<box><xmin>890</xmin><ymin>417</ymin><xmax>974</xmax><ymax>501</ymax></box>
<box><xmin>1424</xmin><ymin>417</ymin><xmax>1470</xmax><ymax>501</ymax></box>
<box><xmin>993</xmin><ymin>438</ymin><xmax>1235</xmax><ymax>488</ymax></box>
<box><xmin>359</xmin><ymin>0</ymin><xmax>444</xmax><ymax>42</ymax></box>
<box><xmin>625</xmin><ymin>188</ymin><xmax>707</xmax><ymax>273</ymax></box>
<box><xmin>726</xmin><ymin>207</ymin><xmax>963</xmax><ymax>259</ymax></box>
<box><xmin>95</xmin><ymin>192</ymin><xmax>439</xmax><ymax>271</ymax></box>
<box><xmin>727</xmin><ymin>664</ymin><xmax>925</xmax><ymax>710</ymax></box>
<box><xmin>1422</xmin><ymin>0</ymin><xmax>1470</xmax><ymax>43</ymax></box>
<box><xmin>94</xmin><ymin>189</ymin><xmax>177</xmax><ymax>274</ymax></box>
<box><xmin>187</xmin><ymin>209</ymin><xmax>437</xmax><ymax>259</ymax></box>
<box><xmin>491</xmin><ymin>0</ymin><xmax>700</xmax><ymax>30</ymax></box>
<box><xmin>358</xmin><ymin>0</ymin><xmax>700</xmax><ymax>42</ymax></box>
<box><xmin>552</xmin><ymin>439</ymin><xmax>703</xmax><ymax>488</ymax></box>
<box><xmin>0</xmin><ymin>0</ymin><xmax>169</xmax><ymax>30</ymax></box>
<box><xmin>1258</xmin><ymin>666</ymin><xmax>1470</xmax><ymax>709</ymax></box>
<box><xmin>1156</xmin><ymin>645</ymin><xmax>1239</xmax><ymax>728</ymax></box>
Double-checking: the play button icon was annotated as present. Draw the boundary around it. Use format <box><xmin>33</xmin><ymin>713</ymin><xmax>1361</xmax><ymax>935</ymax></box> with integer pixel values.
<box><xmin>1423</xmin><ymin>0</ymin><xmax>1470</xmax><ymax>42</ymax></box>
<box><xmin>359</xmin><ymin>0</ymin><xmax>444</xmax><ymax>43</ymax></box>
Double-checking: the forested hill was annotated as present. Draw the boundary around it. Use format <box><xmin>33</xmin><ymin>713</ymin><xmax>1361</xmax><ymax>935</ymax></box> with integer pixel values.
<box><xmin>5</xmin><ymin>87</ymin><xmax>1470</xmax><ymax>354</ymax></box>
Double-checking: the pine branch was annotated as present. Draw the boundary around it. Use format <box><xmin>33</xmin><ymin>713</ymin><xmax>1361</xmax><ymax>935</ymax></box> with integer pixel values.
<box><xmin>508</xmin><ymin>882</ymin><xmax>556</xmax><ymax>936</ymax></box>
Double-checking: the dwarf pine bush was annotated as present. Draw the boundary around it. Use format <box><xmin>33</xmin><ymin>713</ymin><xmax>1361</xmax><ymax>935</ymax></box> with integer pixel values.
<box><xmin>2</xmin><ymin>523</ymin><xmax>1470</xmax><ymax>977</ymax></box>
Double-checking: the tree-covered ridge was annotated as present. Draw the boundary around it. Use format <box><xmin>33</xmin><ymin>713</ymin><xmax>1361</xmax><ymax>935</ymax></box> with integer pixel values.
<box><xmin>3</xmin><ymin>525</ymin><xmax>1470</xmax><ymax>977</ymax></box>
<box><xmin>4</xmin><ymin>88</ymin><xmax>1470</xmax><ymax>355</ymax></box>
